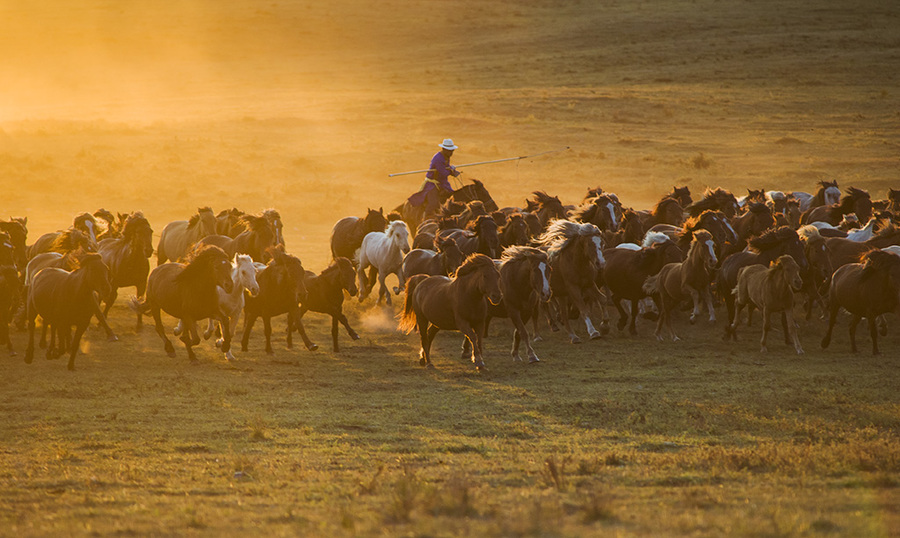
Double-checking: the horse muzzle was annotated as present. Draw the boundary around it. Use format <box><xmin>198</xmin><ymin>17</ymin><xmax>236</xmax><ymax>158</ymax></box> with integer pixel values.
<box><xmin>489</xmin><ymin>291</ymin><xmax>503</xmax><ymax>306</ymax></box>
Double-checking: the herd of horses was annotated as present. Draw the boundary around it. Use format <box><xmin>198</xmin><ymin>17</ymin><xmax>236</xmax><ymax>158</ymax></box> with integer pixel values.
<box><xmin>3</xmin><ymin>179</ymin><xmax>900</xmax><ymax>371</ymax></box>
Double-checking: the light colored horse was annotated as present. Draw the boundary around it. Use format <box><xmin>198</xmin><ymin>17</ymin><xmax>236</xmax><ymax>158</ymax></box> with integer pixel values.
<box><xmin>729</xmin><ymin>255</ymin><xmax>804</xmax><ymax>354</ymax></box>
<box><xmin>846</xmin><ymin>217</ymin><xmax>878</xmax><ymax>242</ymax></box>
<box><xmin>157</xmin><ymin>207</ymin><xmax>217</xmax><ymax>264</ymax></box>
<box><xmin>174</xmin><ymin>254</ymin><xmax>260</xmax><ymax>361</ymax></box>
<box><xmin>356</xmin><ymin>220</ymin><xmax>411</xmax><ymax>306</ymax></box>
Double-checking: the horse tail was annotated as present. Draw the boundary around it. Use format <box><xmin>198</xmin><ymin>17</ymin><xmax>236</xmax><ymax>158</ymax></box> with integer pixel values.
<box><xmin>398</xmin><ymin>274</ymin><xmax>427</xmax><ymax>334</ymax></box>
<box><xmin>129</xmin><ymin>295</ymin><xmax>151</xmax><ymax>314</ymax></box>
<box><xmin>642</xmin><ymin>274</ymin><xmax>660</xmax><ymax>296</ymax></box>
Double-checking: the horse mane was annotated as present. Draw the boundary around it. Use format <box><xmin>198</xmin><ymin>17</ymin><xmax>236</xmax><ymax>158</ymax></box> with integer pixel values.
<box><xmin>535</xmin><ymin>219</ymin><xmax>600</xmax><ymax>259</ymax></box>
<box><xmin>51</xmin><ymin>229</ymin><xmax>92</xmax><ymax>252</ymax></box>
<box><xmin>642</xmin><ymin>231</ymin><xmax>671</xmax><ymax>248</ymax></box>
<box><xmin>386</xmin><ymin>220</ymin><xmax>409</xmax><ymax>238</ymax></box>
<box><xmin>122</xmin><ymin>212</ymin><xmax>150</xmax><ymax>238</ymax></box>
<box><xmin>748</xmin><ymin>226</ymin><xmax>798</xmax><ymax>252</ymax></box>
<box><xmin>747</xmin><ymin>202</ymin><xmax>769</xmax><ymax>214</ymax></box>
<box><xmin>859</xmin><ymin>249</ymin><xmax>900</xmax><ymax>280</ymax></box>
<box><xmin>473</xmin><ymin>214</ymin><xmax>496</xmax><ymax>233</ymax></box>
<box><xmin>569</xmin><ymin>202</ymin><xmax>597</xmax><ymax>223</ymax></box>
<box><xmin>73</xmin><ymin>212</ymin><xmax>96</xmax><ymax>227</ymax></box>
<box><xmin>238</xmin><ymin>215</ymin><xmax>270</xmax><ymax>233</ymax></box>
<box><xmin>653</xmin><ymin>196</ymin><xmax>681</xmax><ymax>217</ymax></box>
<box><xmin>188</xmin><ymin>207</ymin><xmax>214</xmax><ymax>227</ymax></box>
<box><xmin>819</xmin><ymin>180</ymin><xmax>838</xmax><ymax>189</ymax></box>
<box><xmin>441</xmin><ymin>199</ymin><xmax>465</xmax><ymax>217</ymax></box>
<box><xmin>500</xmin><ymin>245</ymin><xmax>547</xmax><ymax>268</ymax></box>
<box><xmin>838</xmin><ymin>187</ymin><xmax>870</xmax><ymax>211</ymax></box>
<box><xmin>435</xmin><ymin>236</ymin><xmax>458</xmax><ymax>253</ymax></box>
<box><xmin>466</xmin><ymin>200</ymin><xmax>487</xmax><ymax>214</ymax></box>
<box><xmin>176</xmin><ymin>244</ymin><xmax>228</xmax><ymax>284</ymax></box>
<box><xmin>262</xmin><ymin>208</ymin><xmax>281</xmax><ymax>220</ymax></box>
<box><xmin>797</xmin><ymin>224</ymin><xmax>823</xmax><ymax>243</ymax></box>
<box><xmin>455</xmin><ymin>253</ymin><xmax>494</xmax><ymax>277</ymax></box>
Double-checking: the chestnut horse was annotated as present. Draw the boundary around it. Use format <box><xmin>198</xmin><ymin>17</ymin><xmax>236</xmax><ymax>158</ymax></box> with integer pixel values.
<box><xmin>499</xmin><ymin>213</ymin><xmax>531</xmax><ymax>247</ymax></box>
<box><xmin>686</xmin><ymin>188</ymin><xmax>740</xmax><ymax>219</ymax></box>
<box><xmin>643</xmin><ymin>229</ymin><xmax>717</xmax><ymax>341</ymax></box>
<box><xmin>401</xmin><ymin>237</ymin><xmax>465</xmax><ymax>282</ymax></box>
<box><xmin>133</xmin><ymin>245</ymin><xmax>234</xmax><ymax>362</ymax></box>
<box><xmin>25</xmin><ymin>253</ymin><xmax>112</xmax><ymax>370</ymax></box>
<box><xmin>198</xmin><ymin>214</ymin><xmax>276</xmax><ymax>263</ymax></box>
<box><xmin>98</xmin><ymin>212</ymin><xmax>154</xmax><ymax>330</ymax></box>
<box><xmin>638</xmin><ymin>196</ymin><xmax>684</xmax><ymax>229</ymax></box>
<box><xmin>157</xmin><ymin>207</ymin><xmax>218</xmax><ymax>264</ymax></box>
<box><xmin>732</xmin><ymin>202</ymin><xmax>775</xmax><ymax>245</ymax></box>
<box><xmin>291</xmin><ymin>257</ymin><xmax>360</xmax><ymax>352</ymax></box>
<box><xmin>399</xmin><ymin>254</ymin><xmax>502</xmax><ymax>370</ymax></box>
<box><xmin>437</xmin><ymin>215</ymin><xmax>501</xmax><ymax>260</ymax></box>
<box><xmin>821</xmin><ymin>250</ymin><xmax>900</xmax><ymax>355</ymax></box>
<box><xmin>825</xmin><ymin>223</ymin><xmax>900</xmax><ymax>269</ymax></box>
<box><xmin>727</xmin><ymin>255</ymin><xmax>804</xmax><ymax>354</ymax></box>
<box><xmin>571</xmin><ymin>194</ymin><xmax>619</xmax><ymax>232</ymax></box>
<box><xmin>330</xmin><ymin>208</ymin><xmax>388</xmax><ymax>261</ymax></box>
<box><xmin>492</xmin><ymin>246</ymin><xmax>552</xmax><ymax>363</ymax></box>
<box><xmin>241</xmin><ymin>248</ymin><xmax>308</xmax><ymax>355</ymax></box>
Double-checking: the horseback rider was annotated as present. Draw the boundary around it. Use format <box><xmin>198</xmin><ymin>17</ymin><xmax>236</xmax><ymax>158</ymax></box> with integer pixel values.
<box><xmin>407</xmin><ymin>139</ymin><xmax>461</xmax><ymax>216</ymax></box>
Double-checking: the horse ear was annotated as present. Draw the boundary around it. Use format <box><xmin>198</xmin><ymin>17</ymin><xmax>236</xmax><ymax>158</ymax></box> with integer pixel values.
<box><xmin>379</xmin><ymin>207</ymin><xmax>383</xmax><ymax>214</ymax></box>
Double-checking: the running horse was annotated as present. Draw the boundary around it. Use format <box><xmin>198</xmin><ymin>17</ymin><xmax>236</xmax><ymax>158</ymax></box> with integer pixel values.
<box><xmin>685</xmin><ymin>188</ymin><xmax>740</xmax><ymax>219</ymax></box>
<box><xmin>330</xmin><ymin>208</ymin><xmax>388</xmax><ymax>261</ymax></box>
<box><xmin>291</xmin><ymin>257</ymin><xmax>361</xmax><ymax>352</ymax></box>
<box><xmin>491</xmin><ymin>246</ymin><xmax>552</xmax><ymax>363</ymax></box>
<box><xmin>801</xmin><ymin>187</ymin><xmax>873</xmax><ymax>227</ymax></box>
<box><xmin>638</xmin><ymin>195</ymin><xmax>684</xmax><ymax>229</ymax></box>
<box><xmin>356</xmin><ymin>220</ymin><xmax>411</xmax><ymax>306</ymax></box>
<box><xmin>394</xmin><ymin>179</ymin><xmax>498</xmax><ymax>234</ymax></box>
<box><xmin>399</xmin><ymin>253</ymin><xmax>502</xmax><ymax>370</ymax></box>
<box><xmin>0</xmin><ymin>218</ymin><xmax>28</xmax><ymax>272</ymax></box>
<box><xmin>98</xmin><ymin>212</ymin><xmax>154</xmax><ymax>330</ymax></box>
<box><xmin>241</xmin><ymin>247</ymin><xmax>308</xmax><ymax>354</ymax></box>
<box><xmin>197</xmin><ymin>214</ymin><xmax>276</xmax><ymax>263</ymax></box>
<box><xmin>401</xmin><ymin>237</ymin><xmax>465</xmax><ymax>281</ymax></box>
<box><xmin>27</xmin><ymin>213</ymin><xmax>99</xmax><ymax>260</ymax></box>
<box><xmin>571</xmin><ymin>194</ymin><xmax>619</xmax><ymax>232</ymax></box>
<box><xmin>157</xmin><ymin>207</ymin><xmax>218</xmax><ymax>264</ymax></box>
<box><xmin>437</xmin><ymin>215</ymin><xmax>502</xmax><ymax>259</ymax></box>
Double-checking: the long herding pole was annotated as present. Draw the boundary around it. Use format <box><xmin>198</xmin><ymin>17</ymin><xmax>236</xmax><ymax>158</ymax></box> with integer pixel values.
<box><xmin>387</xmin><ymin>146</ymin><xmax>570</xmax><ymax>177</ymax></box>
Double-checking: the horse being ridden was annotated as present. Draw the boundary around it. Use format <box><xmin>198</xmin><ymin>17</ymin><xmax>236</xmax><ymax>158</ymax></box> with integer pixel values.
<box><xmin>356</xmin><ymin>220</ymin><xmax>411</xmax><ymax>306</ymax></box>
<box><xmin>643</xmin><ymin>229</ymin><xmax>718</xmax><ymax>341</ymax></box>
<box><xmin>156</xmin><ymin>207</ymin><xmax>217</xmax><ymax>264</ymax></box>
<box><xmin>399</xmin><ymin>254</ymin><xmax>502</xmax><ymax>370</ymax></box>
<box><xmin>291</xmin><ymin>257</ymin><xmax>361</xmax><ymax>352</ymax></box>
<box><xmin>821</xmin><ymin>250</ymin><xmax>900</xmax><ymax>355</ymax></box>
<box><xmin>98</xmin><ymin>212</ymin><xmax>154</xmax><ymax>331</ymax></box>
<box><xmin>727</xmin><ymin>255</ymin><xmax>805</xmax><ymax>354</ymax></box>
<box><xmin>25</xmin><ymin>253</ymin><xmax>112</xmax><ymax>370</ymax></box>
<box><xmin>133</xmin><ymin>245</ymin><xmax>234</xmax><ymax>362</ymax></box>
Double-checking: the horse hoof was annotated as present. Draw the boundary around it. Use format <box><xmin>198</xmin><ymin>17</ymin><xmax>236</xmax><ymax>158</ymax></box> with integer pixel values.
<box><xmin>589</xmin><ymin>331</ymin><xmax>602</xmax><ymax>340</ymax></box>
<box><xmin>307</xmin><ymin>343</ymin><xmax>319</xmax><ymax>351</ymax></box>
<box><xmin>571</xmin><ymin>336</ymin><xmax>582</xmax><ymax>344</ymax></box>
<box><xmin>532</xmin><ymin>335</ymin><xmax>543</xmax><ymax>343</ymax></box>
<box><xmin>108</xmin><ymin>334</ymin><xmax>119</xmax><ymax>342</ymax></box>
<box><xmin>392</xmin><ymin>286</ymin><xmax>401</xmax><ymax>295</ymax></box>
<box><xmin>529</xmin><ymin>356</ymin><xmax>541</xmax><ymax>364</ymax></box>
<box><xmin>673</xmin><ymin>336</ymin><xmax>681</xmax><ymax>342</ymax></box>
<box><xmin>512</xmin><ymin>355</ymin><xmax>523</xmax><ymax>362</ymax></box>
<box><xmin>351</xmin><ymin>333</ymin><xmax>360</xmax><ymax>340</ymax></box>
<box><xmin>166</xmin><ymin>350</ymin><xmax>176</xmax><ymax>358</ymax></box>
<box><xmin>689</xmin><ymin>316</ymin><xmax>697</xmax><ymax>325</ymax></box>
<box><xmin>419</xmin><ymin>357</ymin><xmax>427</xmax><ymax>366</ymax></box>
<box><xmin>550</xmin><ymin>325</ymin><xmax>560</xmax><ymax>333</ymax></box>
<box><xmin>600</xmin><ymin>323</ymin><xmax>610</xmax><ymax>336</ymax></box>
<box><xmin>474</xmin><ymin>361</ymin><xmax>486</xmax><ymax>371</ymax></box>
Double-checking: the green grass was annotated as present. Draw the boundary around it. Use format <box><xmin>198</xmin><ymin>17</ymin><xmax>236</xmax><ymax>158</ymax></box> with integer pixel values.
<box><xmin>1</xmin><ymin>298</ymin><xmax>898</xmax><ymax>536</ymax></box>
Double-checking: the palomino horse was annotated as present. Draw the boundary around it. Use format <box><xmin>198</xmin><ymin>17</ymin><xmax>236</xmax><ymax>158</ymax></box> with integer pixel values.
<box><xmin>25</xmin><ymin>253</ymin><xmax>112</xmax><ymax>370</ymax></box>
<box><xmin>134</xmin><ymin>245</ymin><xmax>234</xmax><ymax>361</ymax></box>
<box><xmin>98</xmin><ymin>212</ymin><xmax>154</xmax><ymax>330</ymax></box>
<box><xmin>156</xmin><ymin>207</ymin><xmax>217</xmax><ymax>264</ymax></box>
<box><xmin>727</xmin><ymin>255</ymin><xmax>804</xmax><ymax>354</ymax></box>
<box><xmin>602</xmin><ymin>238</ymin><xmax>683</xmax><ymax>335</ymax></box>
<box><xmin>0</xmin><ymin>265</ymin><xmax>22</xmax><ymax>355</ymax></box>
<box><xmin>821</xmin><ymin>250</ymin><xmax>900</xmax><ymax>355</ymax></box>
<box><xmin>493</xmin><ymin>246</ymin><xmax>552</xmax><ymax>363</ymax></box>
<box><xmin>534</xmin><ymin>220</ymin><xmax>606</xmax><ymax>343</ymax></box>
<box><xmin>0</xmin><ymin>218</ymin><xmax>28</xmax><ymax>271</ymax></box>
<box><xmin>357</xmin><ymin>220</ymin><xmax>411</xmax><ymax>305</ymax></box>
<box><xmin>399</xmin><ymin>254</ymin><xmax>502</xmax><ymax>370</ymax></box>
<box><xmin>241</xmin><ymin>247</ymin><xmax>308</xmax><ymax>354</ymax></box>
<box><xmin>802</xmin><ymin>187</ymin><xmax>873</xmax><ymax>226</ymax></box>
<box><xmin>198</xmin><ymin>215</ymin><xmax>276</xmax><ymax>263</ymax></box>
<box><xmin>638</xmin><ymin>196</ymin><xmax>684</xmax><ymax>229</ymax></box>
<box><xmin>642</xmin><ymin>229</ymin><xmax>717</xmax><ymax>341</ymax></box>
<box><xmin>395</xmin><ymin>179</ymin><xmax>498</xmax><ymax>234</ymax></box>
<box><xmin>716</xmin><ymin>226</ymin><xmax>808</xmax><ymax>334</ymax></box>
<box><xmin>401</xmin><ymin>237</ymin><xmax>465</xmax><ymax>281</ymax></box>
<box><xmin>330</xmin><ymin>208</ymin><xmax>388</xmax><ymax>261</ymax></box>
<box><xmin>437</xmin><ymin>215</ymin><xmax>502</xmax><ymax>259</ymax></box>
<box><xmin>686</xmin><ymin>188</ymin><xmax>740</xmax><ymax>219</ymax></box>
<box><xmin>291</xmin><ymin>257</ymin><xmax>360</xmax><ymax>352</ymax></box>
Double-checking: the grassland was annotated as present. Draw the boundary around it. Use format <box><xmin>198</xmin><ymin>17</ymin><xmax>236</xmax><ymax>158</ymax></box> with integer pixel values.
<box><xmin>1</xmin><ymin>0</ymin><xmax>899</xmax><ymax>536</ymax></box>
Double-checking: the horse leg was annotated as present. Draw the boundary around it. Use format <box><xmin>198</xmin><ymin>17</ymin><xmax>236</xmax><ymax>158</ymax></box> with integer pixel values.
<box><xmin>869</xmin><ymin>315</ymin><xmax>880</xmax><ymax>355</ymax></box>
<box><xmin>338</xmin><ymin>312</ymin><xmax>360</xmax><ymax>341</ymax></box>
<box><xmin>848</xmin><ymin>314</ymin><xmax>861</xmax><ymax>353</ymax></box>
<box><xmin>219</xmin><ymin>315</ymin><xmax>231</xmax><ymax>358</ymax></box>
<box><xmin>378</xmin><ymin>271</ymin><xmax>390</xmax><ymax>306</ymax></box>
<box><xmin>203</xmin><ymin>318</ymin><xmax>216</xmax><ymax>340</ymax></box>
<box><xmin>760</xmin><ymin>308</ymin><xmax>770</xmax><ymax>352</ymax></box>
<box><xmin>781</xmin><ymin>311</ymin><xmax>791</xmax><ymax>346</ymax></box>
<box><xmin>241</xmin><ymin>313</ymin><xmax>258</xmax><ymax>352</ymax></box>
<box><xmin>628</xmin><ymin>299</ymin><xmax>639</xmax><ymax>335</ymax></box>
<box><xmin>66</xmin><ymin>323</ymin><xmax>88</xmax><ymax>371</ymax></box>
<box><xmin>688</xmin><ymin>288</ymin><xmax>701</xmax><ymax>325</ymax></box>
<box><xmin>392</xmin><ymin>267</ymin><xmax>404</xmax><ymax>296</ymax></box>
<box><xmin>613</xmin><ymin>296</ymin><xmax>628</xmax><ymax>332</ymax></box>
<box><xmin>728</xmin><ymin>301</ymin><xmax>745</xmax><ymax>342</ymax></box>
<box><xmin>820</xmin><ymin>297</ymin><xmax>840</xmax><ymax>349</ymax></box>
<box><xmin>511</xmin><ymin>310</ymin><xmax>537</xmax><ymax>362</ymax></box>
<box><xmin>101</xmin><ymin>287</ymin><xmax>117</xmax><ymax>321</ymax></box>
<box><xmin>420</xmin><ymin>322</ymin><xmax>439</xmax><ymax>368</ymax></box>
<box><xmin>556</xmin><ymin>297</ymin><xmax>579</xmax><ymax>344</ymax></box>
<box><xmin>24</xmin><ymin>304</ymin><xmax>37</xmax><ymax>364</ymax></box>
<box><xmin>134</xmin><ymin>282</ymin><xmax>147</xmax><ymax>330</ymax></box>
<box><xmin>357</xmin><ymin>262</ymin><xmax>370</xmax><ymax>303</ymax></box>
<box><xmin>459</xmin><ymin>322</ymin><xmax>483</xmax><ymax>369</ymax></box>
<box><xmin>92</xmin><ymin>296</ymin><xmax>118</xmax><ymax>342</ymax></box>
<box><xmin>152</xmin><ymin>308</ymin><xmax>176</xmax><ymax>357</ymax></box>
<box><xmin>263</xmin><ymin>316</ymin><xmax>274</xmax><ymax>355</ymax></box>
<box><xmin>331</xmin><ymin>316</ymin><xmax>340</xmax><ymax>352</ymax></box>
<box><xmin>703</xmin><ymin>287</ymin><xmax>716</xmax><ymax>323</ymax></box>
<box><xmin>285</xmin><ymin>311</ymin><xmax>294</xmax><ymax>349</ymax></box>
<box><xmin>39</xmin><ymin>321</ymin><xmax>48</xmax><ymax>349</ymax></box>
<box><xmin>294</xmin><ymin>308</ymin><xmax>318</xmax><ymax>351</ymax></box>
<box><xmin>530</xmin><ymin>304</ymin><xmax>543</xmax><ymax>342</ymax></box>
<box><xmin>787</xmin><ymin>311</ymin><xmax>803</xmax><ymax>354</ymax></box>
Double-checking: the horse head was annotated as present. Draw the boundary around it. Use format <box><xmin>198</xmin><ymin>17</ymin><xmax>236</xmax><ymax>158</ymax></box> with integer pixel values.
<box><xmin>692</xmin><ymin>229</ymin><xmax>717</xmax><ymax>269</ymax></box>
<box><xmin>459</xmin><ymin>253</ymin><xmax>502</xmax><ymax>305</ymax></box>
<box><xmin>773</xmin><ymin>255</ymin><xmax>803</xmax><ymax>292</ymax></box>
<box><xmin>335</xmin><ymin>257</ymin><xmax>358</xmax><ymax>297</ymax></box>
<box><xmin>234</xmin><ymin>253</ymin><xmax>260</xmax><ymax>297</ymax></box>
<box><xmin>364</xmin><ymin>207</ymin><xmax>388</xmax><ymax>234</ymax></box>
<box><xmin>436</xmin><ymin>237</ymin><xmax>465</xmax><ymax>276</ymax></box>
<box><xmin>76</xmin><ymin>252</ymin><xmax>113</xmax><ymax>298</ymax></box>
<box><xmin>471</xmin><ymin>179</ymin><xmax>498</xmax><ymax>212</ymax></box>
<box><xmin>197</xmin><ymin>207</ymin><xmax>218</xmax><ymax>236</ymax></box>
<box><xmin>268</xmin><ymin>246</ymin><xmax>307</xmax><ymax>303</ymax></box>
<box><xmin>672</xmin><ymin>186</ymin><xmax>692</xmax><ymax>207</ymax></box>
<box><xmin>473</xmin><ymin>215</ymin><xmax>500</xmax><ymax>258</ymax></box>
<box><xmin>73</xmin><ymin>213</ymin><xmax>98</xmax><ymax>245</ymax></box>
<box><xmin>500</xmin><ymin>213</ymin><xmax>530</xmax><ymax>247</ymax></box>
<box><xmin>123</xmin><ymin>213</ymin><xmax>154</xmax><ymax>258</ymax></box>
<box><xmin>387</xmin><ymin>220</ymin><xmax>411</xmax><ymax>255</ymax></box>
<box><xmin>263</xmin><ymin>208</ymin><xmax>285</xmax><ymax>247</ymax></box>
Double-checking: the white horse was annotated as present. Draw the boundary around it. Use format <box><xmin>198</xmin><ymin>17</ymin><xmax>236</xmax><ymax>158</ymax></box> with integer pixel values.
<box><xmin>174</xmin><ymin>254</ymin><xmax>260</xmax><ymax>361</ymax></box>
<box><xmin>356</xmin><ymin>220</ymin><xmax>411</xmax><ymax>306</ymax></box>
<box><xmin>846</xmin><ymin>217</ymin><xmax>878</xmax><ymax>242</ymax></box>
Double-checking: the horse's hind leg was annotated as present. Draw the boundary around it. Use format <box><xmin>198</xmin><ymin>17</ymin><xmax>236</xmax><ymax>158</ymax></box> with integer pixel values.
<box><xmin>820</xmin><ymin>297</ymin><xmax>840</xmax><ymax>349</ymax></box>
<box><xmin>338</xmin><ymin>312</ymin><xmax>359</xmax><ymax>341</ymax></box>
<box><xmin>868</xmin><ymin>315</ymin><xmax>880</xmax><ymax>355</ymax></box>
<box><xmin>293</xmin><ymin>309</ymin><xmax>318</xmax><ymax>351</ymax></box>
<box><xmin>152</xmin><ymin>308</ymin><xmax>176</xmax><ymax>357</ymax></box>
<box><xmin>848</xmin><ymin>314</ymin><xmax>861</xmax><ymax>353</ymax></box>
<box><xmin>241</xmin><ymin>313</ymin><xmax>258</xmax><ymax>352</ymax></box>
<box><xmin>93</xmin><ymin>296</ymin><xmax>118</xmax><ymax>342</ymax></box>
<box><xmin>760</xmin><ymin>309</ymin><xmax>771</xmax><ymax>352</ymax></box>
<box><xmin>263</xmin><ymin>317</ymin><xmax>274</xmax><ymax>355</ymax></box>
<box><xmin>378</xmin><ymin>272</ymin><xmax>391</xmax><ymax>306</ymax></box>
<box><xmin>66</xmin><ymin>324</ymin><xmax>88</xmax><ymax>371</ymax></box>
<box><xmin>787</xmin><ymin>311</ymin><xmax>803</xmax><ymax>354</ymax></box>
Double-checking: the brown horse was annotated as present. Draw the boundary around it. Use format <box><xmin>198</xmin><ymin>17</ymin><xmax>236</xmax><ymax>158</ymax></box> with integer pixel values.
<box><xmin>157</xmin><ymin>207</ymin><xmax>217</xmax><ymax>264</ymax></box>
<box><xmin>216</xmin><ymin>208</ymin><xmax>245</xmax><ymax>236</ymax></box>
<box><xmin>638</xmin><ymin>196</ymin><xmax>684</xmax><ymax>229</ymax></box>
<box><xmin>686</xmin><ymin>188</ymin><xmax>740</xmax><ymax>219</ymax></box>
<box><xmin>437</xmin><ymin>215</ymin><xmax>501</xmax><ymax>259</ymax></box>
<box><xmin>603</xmin><ymin>209</ymin><xmax>645</xmax><ymax>247</ymax></box>
<box><xmin>93</xmin><ymin>209</ymin><xmax>126</xmax><ymax>241</ymax></box>
<box><xmin>825</xmin><ymin>223</ymin><xmax>900</xmax><ymax>269</ymax></box>
<box><xmin>525</xmin><ymin>191</ymin><xmax>568</xmax><ymax>230</ymax></box>
<box><xmin>0</xmin><ymin>218</ymin><xmax>28</xmax><ymax>271</ymax></box>
<box><xmin>670</xmin><ymin>186</ymin><xmax>692</xmax><ymax>208</ymax></box>
<box><xmin>395</xmin><ymin>179</ymin><xmax>498</xmax><ymax>234</ymax></box>
<box><xmin>492</xmin><ymin>246</ymin><xmax>552</xmax><ymax>363</ymax></box>
<box><xmin>727</xmin><ymin>255</ymin><xmax>804</xmax><ymax>354</ymax></box>
<box><xmin>98</xmin><ymin>212</ymin><xmax>155</xmax><ymax>330</ymax></box>
<box><xmin>643</xmin><ymin>229</ymin><xmax>718</xmax><ymax>341</ymax></box>
<box><xmin>499</xmin><ymin>213</ymin><xmax>532</xmax><ymax>247</ymax></box>
<box><xmin>28</xmin><ymin>218</ymin><xmax>98</xmax><ymax>261</ymax></box>
<box><xmin>198</xmin><ymin>215</ymin><xmax>276</xmax><ymax>263</ymax></box>
<box><xmin>602</xmin><ymin>239</ymin><xmax>683</xmax><ymax>335</ymax></box>
<box><xmin>399</xmin><ymin>254</ymin><xmax>502</xmax><ymax>370</ymax></box>
<box><xmin>821</xmin><ymin>250</ymin><xmax>900</xmax><ymax>355</ymax></box>
<box><xmin>571</xmin><ymin>194</ymin><xmax>619</xmax><ymax>232</ymax></box>
<box><xmin>330</xmin><ymin>208</ymin><xmax>388</xmax><ymax>261</ymax></box>
<box><xmin>25</xmin><ymin>253</ymin><xmax>112</xmax><ymax>370</ymax></box>
<box><xmin>0</xmin><ymin>265</ymin><xmax>22</xmax><ymax>355</ymax></box>
<box><xmin>291</xmin><ymin>257</ymin><xmax>360</xmax><ymax>352</ymax></box>
<box><xmin>241</xmin><ymin>247</ymin><xmax>308</xmax><ymax>355</ymax></box>
<box><xmin>796</xmin><ymin>225</ymin><xmax>834</xmax><ymax>321</ymax></box>
<box><xmin>401</xmin><ymin>237</ymin><xmax>465</xmax><ymax>282</ymax></box>
<box><xmin>134</xmin><ymin>245</ymin><xmax>234</xmax><ymax>361</ymax></box>
<box><xmin>888</xmin><ymin>189</ymin><xmax>900</xmax><ymax>213</ymax></box>
<box><xmin>802</xmin><ymin>187</ymin><xmax>873</xmax><ymax>227</ymax></box>
<box><xmin>534</xmin><ymin>220</ymin><xmax>606</xmax><ymax>343</ymax></box>
<box><xmin>456</xmin><ymin>200</ymin><xmax>489</xmax><ymax>229</ymax></box>
<box><xmin>678</xmin><ymin>210</ymin><xmax>737</xmax><ymax>262</ymax></box>
<box><xmin>732</xmin><ymin>202</ymin><xmax>775</xmax><ymax>244</ymax></box>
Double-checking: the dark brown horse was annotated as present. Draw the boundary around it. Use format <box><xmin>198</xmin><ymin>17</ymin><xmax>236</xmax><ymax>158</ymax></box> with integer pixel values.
<box><xmin>686</xmin><ymin>188</ymin><xmax>740</xmax><ymax>218</ymax></box>
<box><xmin>0</xmin><ymin>265</ymin><xmax>21</xmax><ymax>355</ymax></box>
<box><xmin>456</xmin><ymin>200</ymin><xmax>489</xmax><ymax>229</ymax></box>
<box><xmin>825</xmin><ymin>223</ymin><xmax>900</xmax><ymax>269</ymax></box>
<box><xmin>802</xmin><ymin>187</ymin><xmax>873</xmax><ymax>227</ymax></box>
<box><xmin>241</xmin><ymin>247</ymin><xmax>308</xmax><ymax>355</ymax></box>
<box><xmin>670</xmin><ymin>186</ymin><xmax>692</xmax><ymax>208</ymax></box>
<box><xmin>796</xmin><ymin>225</ymin><xmax>834</xmax><ymax>321</ymax></box>
<box><xmin>25</xmin><ymin>253</ymin><xmax>112</xmax><ymax>370</ymax></box>
<box><xmin>491</xmin><ymin>246</ymin><xmax>552</xmax><ymax>363</ymax></box>
<box><xmin>499</xmin><ymin>213</ymin><xmax>531</xmax><ymax>247</ymax></box>
<box><xmin>643</xmin><ymin>229</ymin><xmax>718</xmax><ymax>341</ymax></box>
<box><xmin>604</xmin><ymin>209</ymin><xmax>645</xmax><ymax>247</ymax></box>
<box><xmin>638</xmin><ymin>196</ymin><xmax>684</xmax><ymax>229</ymax></box>
<box><xmin>534</xmin><ymin>220</ymin><xmax>606</xmax><ymax>343</ymax></box>
<box><xmin>198</xmin><ymin>215</ymin><xmax>276</xmax><ymax>263</ymax></box>
<box><xmin>716</xmin><ymin>226</ymin><xmax>808</xmax><ymax>336</ymax></box>
<box><xmin>602</xmin><ymin>239</ymin><xmax>683</xmax><ymax>335</ymax></box>
<box><xmin>399</xmin><ymin>254</ymin><xmax>502</xmax><ymax>370</ymax></box>
<box><xmin>330</xmin><ymin>208</ymin><xmax>388</xmax><ymax>261</ymax></box>
<box><xmin>98</xmin><ymin>212</ymin><xmax>155</xmax><ymax>330</ymax></box>
<box><xmin>437</xmin><ymin>215</ymin><xmax>501</xmax><ymax>259</ymax></box>
<box><xmin>678</xmin><ymin>210</ymin><xmax>738</xmax><ymax>262</ymax></box>
<box><xmin>732</xmin><ymin>202</ymin><xmax>775</xmax><ymax>244</ymax></box>
<box><xmin>0</xmin><ymin>218</ymin><xmax>28</xmax><ymax>272</ymax></box>
<box><xmin>401</xmin><ymin>237</ymin><xmax>465</xmax><ymax>282</ymax></box>
<box><xmin>291</xmin><ymin>257</ymin><xmax>360</xmax><ymax>352</ymax></box>
<box><xmin>133</xmin><ymin>245</ymin><xmax>234</xmax><ymax>362</ymax></box>
<box><xmin>888</xmin><ymin>189</ymin><xmax>900</xmax><ymax>214</ymax></box>
<box><xmin>821</xmin><ymin>250</ymin><xmax>900</xmax><ymax>355</ymax></box>
<box><xmin>525</xmin><ymin>191</ymin><xmax>568</xmax><ymax>230</ymax></box>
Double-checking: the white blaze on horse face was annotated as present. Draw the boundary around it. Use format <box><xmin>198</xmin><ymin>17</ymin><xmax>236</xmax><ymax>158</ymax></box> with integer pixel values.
<box><xmin>607</xmin><ymin>203</ymin><xmax>618</xmax><ymax>229</ymax></box>
<box><xmin>706</xmin><ymin>240</ymin><xmax>717</xmax><ymax>265</ymax></box>
<box><xmin>724</xmin><ymin>219</ymin><xmax>737</xmax><ymax>240</ymax></box>
<box><xmin>85</xmin><ymin>220</ymin><xmax>96</xmax><ymax>242</ymax></box>
<box><xmin>538</xmin><ymin>262</ymin><xmax>551</xmax><ymax>299</ymax></box>
<box><xmin>591</xmin><ymin>236</ymin><xmax>606</xmax><ymax>266</ymax></box>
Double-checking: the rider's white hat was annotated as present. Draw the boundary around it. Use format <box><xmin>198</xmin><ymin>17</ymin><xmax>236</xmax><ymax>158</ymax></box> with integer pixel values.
<box><xmin>439</xmin><ymin>139</ymin><xmax>458</xmax><ymax>151</ymax></box>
